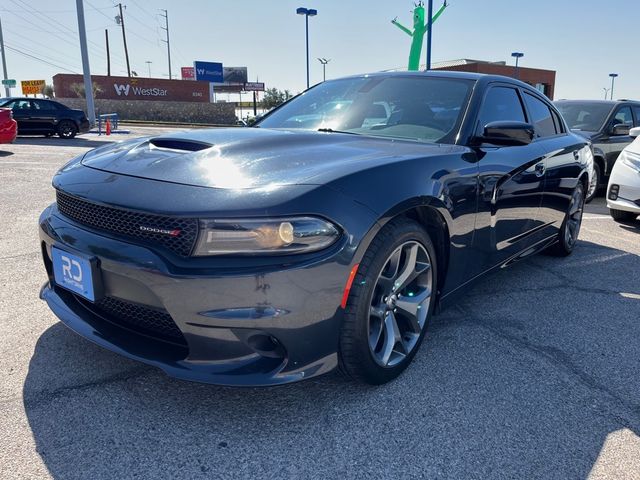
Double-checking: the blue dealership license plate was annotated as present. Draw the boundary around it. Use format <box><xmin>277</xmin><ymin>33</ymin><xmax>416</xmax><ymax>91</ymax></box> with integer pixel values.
<box><xmin>51</xmin><ymin>247</ymin><xmax>96</xmax><ymax>301</ymax></box>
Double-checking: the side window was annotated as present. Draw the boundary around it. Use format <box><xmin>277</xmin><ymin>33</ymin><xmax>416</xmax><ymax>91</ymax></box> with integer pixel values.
<box><xmin>523</xmin><ymin>92</ymin><xmax>556</xmax><ymax>137</ymax></box>
<box><xmin>477</xmin><ymin>87</ymin><xmax>526</xmax><ymax>134</ymax></box>
<box><xmin>612</xmin><ymin>106</ymin><xmax>633</xmax><ymax>126</ymax></box>
<box><xmin>633</xmin><ymin>106</ymin><xmax>640</xmax><ymax>127</ymax></box>
<box><xmin>551</xmin><ymin>109</ymin><xmax>565</xmax><ymax>134</ymax></box>
<box><xmin>33</xmin><ymin>100</ymin><xmax>55</xmax><ymax>110</ymax></box>
<box><xmin>6</xmin><ymin>99</ymin><xmax>31</xmax><ymax>110</ymax></box>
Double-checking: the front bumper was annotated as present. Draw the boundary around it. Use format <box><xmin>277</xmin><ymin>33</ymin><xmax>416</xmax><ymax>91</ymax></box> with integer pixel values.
<box><xmin>606</xmin><ymin>160</ymin><xmax>640</xmax><ymax>214</ymax></box>
<box><xmin>0</xmin><ymin>119</ymin><xmax>17</xmax><ymax>143</ymax></box>
<box><xmin>39</xmin><ymin>205</ymin><xmax>353</xmax><ymax>386</ymax></box>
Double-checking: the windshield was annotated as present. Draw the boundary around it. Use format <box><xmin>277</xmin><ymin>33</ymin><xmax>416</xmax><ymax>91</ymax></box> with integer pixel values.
<box><xmin>258</xmin><ymin>76</ymin><xmax>474</xmax><ymax>143</ymax></box>
<box><xmin>554</xmin><ymin>102</ymin><xmax>613</xmax><ymax>131</ymax></box>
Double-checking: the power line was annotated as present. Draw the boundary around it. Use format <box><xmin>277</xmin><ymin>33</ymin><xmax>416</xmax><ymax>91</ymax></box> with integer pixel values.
<box><xmin>5</xmin><ymin>44</ymin><xmax>79</xmax><ymax>73</ymax></box>
<box><xmin>4</xmin><ymin>26</ymin><xmax>86</xmax><ymax>68</ymax></box>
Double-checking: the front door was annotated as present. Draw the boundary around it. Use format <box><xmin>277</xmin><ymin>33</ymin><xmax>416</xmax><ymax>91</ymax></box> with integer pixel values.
<box><xmin>473</xmin><ymin>85</ymin><xmax>546</xmax><ymax>269</ymax></box>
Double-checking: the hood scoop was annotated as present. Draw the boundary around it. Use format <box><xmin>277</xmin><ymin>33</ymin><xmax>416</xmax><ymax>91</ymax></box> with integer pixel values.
<box><xmin>146</xmin><ymin>137</ymin><xmax>213</xmax><ymax>152</ymax></box>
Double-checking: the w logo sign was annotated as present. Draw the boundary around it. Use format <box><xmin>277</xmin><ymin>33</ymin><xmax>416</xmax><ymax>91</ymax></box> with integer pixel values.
<box><xmin>197</xmin><ymin>69</ymin><xmax>205</xmax><ymax>75</ymax></box>
<box><xmin>113</xmin><ymin>83</ymin><xmax>131</xmax><ymax>96</ymax></box>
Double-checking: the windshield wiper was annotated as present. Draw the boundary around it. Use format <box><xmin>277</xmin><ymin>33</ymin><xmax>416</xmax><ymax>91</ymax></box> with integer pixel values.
<box><xmin>317</xmin><ymin>128</ymin><xmax>360</xmax><ymax>135</ymax></box>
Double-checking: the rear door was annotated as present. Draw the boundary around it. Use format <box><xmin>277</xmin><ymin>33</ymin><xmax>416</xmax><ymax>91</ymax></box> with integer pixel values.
<box><xmin>474</xmin><ymin>84</ymin><xmax>546</xmax><ymax>266</ymax></box>
<box><xmin>522</xmin><ymin>91</ymin><xmax>584</xmax><ymax>234</ymax></box>
<box><xmin>30</xmin><ymin>100</ymin><xmax>59</xmax><ymax>133</ymax></box>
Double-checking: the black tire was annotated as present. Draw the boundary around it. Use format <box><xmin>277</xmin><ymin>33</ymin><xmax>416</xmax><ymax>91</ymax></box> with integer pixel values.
<box><xmin>548</xmin><ymin>182</ymin><xmax>585</xmax><ymax>256</ymax></box>
<box><xmin>610</xmin><ymin>208</ymin><xmax>637</xmax><ymax>223</ymax></box>
<box><xmin>585</xmin><ymin>162</ymin><xmax>600</xmax><ymax>203</ymax></box>
<box><xmin>339</xmin><ymin>218</ymin><xmax>438</xmax><ymax>385</ymax></box>
<box><xmin>57</xmin><ymin>120</ymin><xmax>78</xmax><ymax>139</ymax></box>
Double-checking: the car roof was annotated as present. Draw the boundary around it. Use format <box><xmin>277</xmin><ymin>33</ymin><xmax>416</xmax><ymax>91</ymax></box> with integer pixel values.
<box><xmin>0</xmin><ymin>97</ymin><xmax>57</xmax><ymax>102</ymax></box>
<box><xmin>328</xmin><ymin>70</ymin><xmax>539</xmax><ymax>89</ymax></box>
<box><xmin>554</xmin><ymin>99</ymin><xmax>640</xmax><ymax>105</ymax></box>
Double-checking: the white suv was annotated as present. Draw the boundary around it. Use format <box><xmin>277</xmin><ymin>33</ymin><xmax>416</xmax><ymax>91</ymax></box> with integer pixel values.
<box><xmin>607</xmin><ymin>126</ymin><xmax>640</xmax><ymax>222</ymax></box>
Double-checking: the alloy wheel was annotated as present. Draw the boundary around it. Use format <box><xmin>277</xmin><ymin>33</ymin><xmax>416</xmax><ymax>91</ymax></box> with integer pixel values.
<box><xmin>367</xmin><ymin>241</ymin><xmax>433</xmax><ymax>368</ymax></box>
<box><xmin>565</xmin><ymin>187</ymin><xmax>584</xmax><ymax>248</ymax></box>
<box><xmin>586</xmin><ymin>167</ymin><xmax>598</xmax><ymax>201</ymax></box>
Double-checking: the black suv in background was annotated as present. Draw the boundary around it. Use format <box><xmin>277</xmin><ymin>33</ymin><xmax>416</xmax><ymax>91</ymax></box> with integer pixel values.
<box><xmin>0</xmin><ymin>98</ymin><xmax>90</xmax><ymax>139</ymax></box>
<box><xmin>554</xmin><ymin>99</ymin><xmax>640</xmax><ymax>201</ymax></box>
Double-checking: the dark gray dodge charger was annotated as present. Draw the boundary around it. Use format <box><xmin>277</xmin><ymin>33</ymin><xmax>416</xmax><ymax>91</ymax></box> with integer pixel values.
<box><xmin>39</xmin><ymin>71</ymin><xmax>592</xmax><ymax>386</ymax></box>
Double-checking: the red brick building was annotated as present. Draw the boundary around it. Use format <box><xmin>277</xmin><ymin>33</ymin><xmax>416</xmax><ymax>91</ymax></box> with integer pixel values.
<box><xmin>432</xmin><ymin>59</ymin><xmax>556</xmax><ymax>99</ymax></box>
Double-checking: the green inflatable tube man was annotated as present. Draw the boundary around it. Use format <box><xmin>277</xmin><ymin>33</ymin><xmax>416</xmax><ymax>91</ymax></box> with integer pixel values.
<box><xmin>392</xmin><ymin>1</ymin><xmax>448</xmax><ymax>71</ymax></box>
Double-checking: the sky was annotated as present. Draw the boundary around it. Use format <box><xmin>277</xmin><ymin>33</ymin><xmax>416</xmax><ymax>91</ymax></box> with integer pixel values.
<box><xmin>1</xmin><ymin>0</ymin><xmax>638</xmax><ymax>100</ymax></box>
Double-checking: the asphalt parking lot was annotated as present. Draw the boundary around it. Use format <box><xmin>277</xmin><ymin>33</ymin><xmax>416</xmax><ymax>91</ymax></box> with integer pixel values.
<box><xmin>1</xmin><ymin>129</ymin><xmax>639</xmax><ymax>480</ymax></box>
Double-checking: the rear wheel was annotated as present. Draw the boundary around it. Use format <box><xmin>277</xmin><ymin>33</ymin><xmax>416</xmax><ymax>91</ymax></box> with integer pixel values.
<box><xmin>585</xmin><ymin>162</ymin><xmax>600</xmax><ymax>203</ymax></box>
<box><xmin>610</xmin><ymin>208</ymin><xmax>637</xmax><ymax>223</ymax></box>
<box><xmin>548</xmin><ymin>183</ymin><xmax>585</xmax><ymax>256</ymax></box>
<box><xmin>339</xmin><ymin>218</ymin><xmax>437</xmax><ymax>385</ymax></box>
<box><xmin>57</xmin><ymin>120</ymin><xmax>77</xmax><ymax>139</ymax></box>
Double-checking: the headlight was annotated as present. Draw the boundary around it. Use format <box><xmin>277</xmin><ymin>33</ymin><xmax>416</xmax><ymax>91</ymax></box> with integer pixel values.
<box><xmin>621</xmin><ymin>150</ymin><xmax>640</xmax><ymax>172</ymax></box>
<box><xmin>193</xmin><ymin>217</ymin><xmax>340</xmax><ymax>256</ymax></box>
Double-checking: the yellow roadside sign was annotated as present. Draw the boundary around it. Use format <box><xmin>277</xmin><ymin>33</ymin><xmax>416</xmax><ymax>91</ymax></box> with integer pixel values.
<box><xmin>21</xmin><ymin>80</ymin><xmax>46</xmax><ymax>95</ymax></box>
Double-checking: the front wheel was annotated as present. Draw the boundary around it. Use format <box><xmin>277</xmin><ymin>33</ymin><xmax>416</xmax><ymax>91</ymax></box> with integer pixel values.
<box><xmin>548</xmin><ymin>182</ymin><xmax>585</xmax><ymax>256</ymax></box>
<box><xmin>57</xmin><ymin>120</ymin><xmax>78</xmax><ymax>139</ymax></box>
<box><xmin>585</xmin><ymin>162</ymin><xmax>600</xmax><ymax>203</ymax></box>
<box><xmin>339</xmin><ymin>218</ymin><xmax>437</xmax><ymax>385</ymax></box>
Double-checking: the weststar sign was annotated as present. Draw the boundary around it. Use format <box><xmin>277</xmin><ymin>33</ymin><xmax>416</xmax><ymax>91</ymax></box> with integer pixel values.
<box><xmin>113</xmin><ymin>84</ymin><xmax>168</xmax><ymax>97</ymax></box>
<box><xmin>53</xmin><ymin>74</ymin><xmax>211</xmax><ymax>103</ymax></box>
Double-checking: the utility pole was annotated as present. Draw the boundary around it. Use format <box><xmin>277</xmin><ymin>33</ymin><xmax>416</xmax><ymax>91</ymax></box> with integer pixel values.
<box><xmin>145</xmin><ymin>60</ymin><xmax>152</xmax><ymax>77</ymax></box>
<box><xmin>75</xmin><ymin>0</ymin><xmax>96</xmax><ymax>126</ymax></box>
<box><xmin>0</xmin><ymin>17</ymin><xmax>10</xmax><ymax>97</ymax></box>
<box><xmin>116</xmin><ymin>3</ymin><xmax>131</xmax><ymax>77</ymax></box>
<box><xmin>160</xmin><ymin>9</ymin><xmax>171</xmax><ymax>80</ymax></box>
<box><xmin>105</xmin><ymin>29</ymin><xmax>111</xmax><ymax>76</ymax></box>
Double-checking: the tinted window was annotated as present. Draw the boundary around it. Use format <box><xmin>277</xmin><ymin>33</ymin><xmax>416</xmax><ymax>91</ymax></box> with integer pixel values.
<box><xmin>32</xmin><ymin>100</ymin><xmax>56</xmax><ymax>110</ymax></box>
<box><xmin>258</xmin><ymin>76</ymin><xmax>474</xmax><ymax>143</ymax></box>
<box><xmin>554</xmin><ymin>102</ymin><xmax>613</xmax><ymax>131</ymax></box>
<box><xmin>477</xmin><ymin>87</ymin><xmax>525</xmax><ymax>133</ymax></box>
<box><xmin>634</xmin><ymin>107</ymin><xmax>640</xmax><ymax>127</ymax></box>
<box><xmin>5</xmin><ymin>99</ymin><xmax>32</xmax><ymax>111</ymax></box>
<box><xmin>612</xmin><ymin>106</ymin><xmax>633</xmax><ymax>126</ymax></box>
<box><xmin>551</xmin><ymin>108</ymin><xmax>564</xmax><ymax>133</ymax></box>
<box><xmin>523</xmin><ymin>92</ymin><xmax>556</xmax><ymax>137</ymax></box>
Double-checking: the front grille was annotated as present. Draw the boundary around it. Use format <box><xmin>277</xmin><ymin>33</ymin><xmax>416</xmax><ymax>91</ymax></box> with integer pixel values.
<box><xmin>78</xmin><ymin>295</ymin><xmax>188</xmax><ymax>347</ymax></box>
<box><xmin>56</xmin><ymin>190</ymin><xmax>198</xmax><ymax>256</ymax></box>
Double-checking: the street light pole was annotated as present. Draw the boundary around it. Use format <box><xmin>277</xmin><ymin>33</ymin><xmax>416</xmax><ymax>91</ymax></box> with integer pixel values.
<box><xmin>145</xmin><ymin>60</ymin><xmax>152</xmax><ymax>78</ymax></box>
<box><xmin>317</xmin><ymin>57</ymin><xmax>330</xmax><ymax>82</ymax></box>
<box><xmin>426</xmin><ymin>0</ymin><xmax>433</xmax><ymax>70</ymax></box>
<box><xmin>296</xmin><ymin>7</ymin><xmax>317</xmax><ymax>89</ymax></box>
<box><xmin>609</xmin><ymin>73</ymin><xmax>618</xmax><ymax>100</ymax></box>
<box><xmin>511</xmin><ymin>52</ymin><xmax>524</xmax><ymax>79</ymax></box>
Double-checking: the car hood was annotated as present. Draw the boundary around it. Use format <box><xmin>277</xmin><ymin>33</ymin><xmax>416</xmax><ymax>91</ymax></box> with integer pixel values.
<box><xmin>80</xmin><ymin>128</ymin><xmax>465</xmax><ymax>189</ymax></box>
<box><xmin>570</xmin><ymin>129</ymin><xmax>598</xmax><ymax>139</ymax></box>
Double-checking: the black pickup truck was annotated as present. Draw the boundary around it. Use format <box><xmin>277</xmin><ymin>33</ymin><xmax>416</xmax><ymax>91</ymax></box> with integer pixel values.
<box><xmin>554</xmin><ymin>99</ymin><xmax>640</xmax><ymax>202</ymax></box>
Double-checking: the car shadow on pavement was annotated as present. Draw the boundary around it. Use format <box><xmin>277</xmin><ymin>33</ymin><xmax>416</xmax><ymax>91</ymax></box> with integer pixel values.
<box><xmin>15</xmin><ymin>136</ymin><xmax>115</xmax><ymax>149</ymax></box>
<box><xmin>23</xmin><ymin>240</ymin><xmax>640</xmax><ymax>479</ymax></box>
<box><xmin>0</xmin><ymin>150</ymin><xmax>14</xmax><ymax>157</ymax></box>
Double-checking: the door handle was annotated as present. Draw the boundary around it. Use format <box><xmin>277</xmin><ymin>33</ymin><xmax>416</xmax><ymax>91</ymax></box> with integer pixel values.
<box><xmin>534</xmin><ymin>162</ymin><xmax>545</xmax><ymax>177</ymax></box>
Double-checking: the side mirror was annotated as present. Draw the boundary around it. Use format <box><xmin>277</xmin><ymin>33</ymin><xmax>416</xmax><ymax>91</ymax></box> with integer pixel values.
<box><xmin>630</xmin><ymin>126</ymin><xmax>640</xmax><ymax>138</ymax></box>
<box><xmin>611</xmin><ymin>123</ymin><xmax>630</xmax><ymax>136</ymax></box>
<box><xmin>475</xmin><ymin>121</ymin><xmax>535</xmax><ymax>146</ymax></box>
